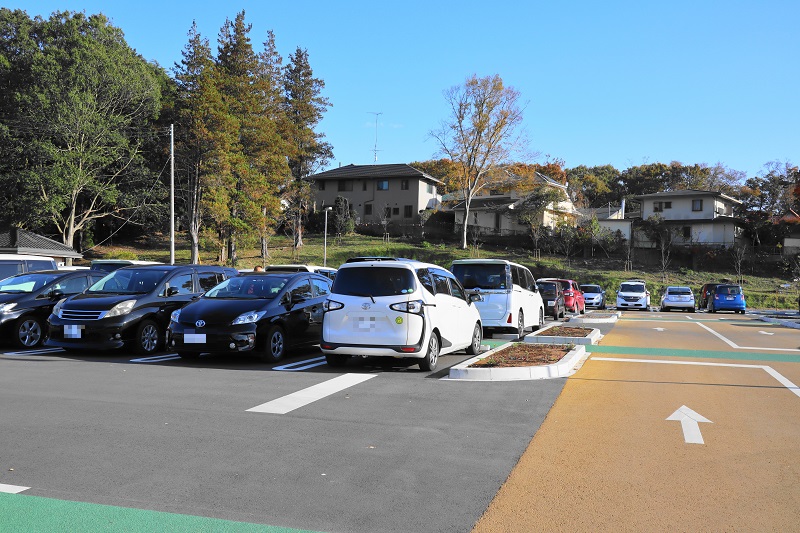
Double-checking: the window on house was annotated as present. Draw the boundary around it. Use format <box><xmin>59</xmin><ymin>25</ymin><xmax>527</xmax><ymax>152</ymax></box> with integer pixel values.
<box><xmin>427</xmin><ymin>183</ymin><xmax>435</xmax><ymax>194</ymax></box>
<box><xmin>404</xmin><ymin>205</ymin><xmax>413</xmax><ymax>218</ymax></box>
<box><xmin>401</xmin><ymin>180</ymin><xmax>409</xmax><ymax>190</ymax></box>
<box><xmin>692</xmin><ymin>199</ymin><xmax>703</xmax><ymax>211</ymax></box>
<box><xmin>377</xmin><ymin>180</ymin><xmax>389</xmax><ymax>191</ymax></box>
<box><xmin>495</xmin><ymin>212</ymin><xmax>502</xmax><ymax>230</ymax></box>
<box><xmin>364</xmin><ymin>204</ymin><xmax>373</xmax><ymax>216</ymax></box>
<box><xmin>338</xmin><ymin>180</ymin><xmax>353</xmax><ymax>192</ymax></box>
<box><xmin>683</xmin><ymin>226</ymin><xmax>691</xmax><ymax>239</ymax></box>
<box><xmin>317</xmin><ymin>181</ymin><xmax>325</xmax><ymax>191</ymax></box>
<box><xmin>362</xmin><ymin>181</ymin><xmax>367</xmax><ymax>191</ymax></box>
<box><xmin>392</xmin><ymin>207</ymin><xmax>399</xmax><ymax>216</ymax></box>
<box><xmin>654</xmin><ymin>201</ymin><xmax>662</xmax><ymax>212</ymax></box>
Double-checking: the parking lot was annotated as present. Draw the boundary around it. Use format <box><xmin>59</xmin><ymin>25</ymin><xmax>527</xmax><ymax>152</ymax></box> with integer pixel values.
<box><xmin>1</xmin><ymin>310</ymin><xmax>799</xmax><ymax>532</ymax></box>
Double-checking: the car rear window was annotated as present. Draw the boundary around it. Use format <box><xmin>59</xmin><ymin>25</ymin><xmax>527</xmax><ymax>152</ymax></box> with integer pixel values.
<box><xmin>332</xmin><ymin>267</ymin><xmax>416</xmax><ymax>297</ymax></box>
<box><xmin>716</xmin><ymin>285</ymin><xmax>741</xmax><ymax>295</ymax></box>
<box><xmin>539</xmin><ymin>281</ymin><xmax>558</xmax><ymax>294</ymax></box>
<box><xmin>451</xmin><ymin>263</ymin><xmax>507</xmax><ymax>290</ymax></box>
<box><xmin>667</xmin><ymin>287</ymin><xmax>692</xmax><ymax>295</ymax></box>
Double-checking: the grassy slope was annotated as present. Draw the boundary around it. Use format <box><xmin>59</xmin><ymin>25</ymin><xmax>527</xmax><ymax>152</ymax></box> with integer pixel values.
<box><xmin>82</xmin><ymin>232</ymin><xmax>799</xmax><ymax>311</ymax></box>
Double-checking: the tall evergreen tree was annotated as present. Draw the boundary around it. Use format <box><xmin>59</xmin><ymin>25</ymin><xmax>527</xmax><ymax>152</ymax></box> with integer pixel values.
<box><xmin>283</xmin><ymin>47</ymin><xmax>333</xmax><ymax>248</ymax></box>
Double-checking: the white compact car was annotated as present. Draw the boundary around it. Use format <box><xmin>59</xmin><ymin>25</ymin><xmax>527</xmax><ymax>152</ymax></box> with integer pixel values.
<box><xmin>450</xmin><ymin>259</ymin><xmax>545</xmax><ymax>338</ymax></box>
<box><xmin>660</xmin><ymin>286</ymin><xmax>696</xmax><ymax>312</ymax></box>
<box><xmin>320</xmin><ymin>258</ymin><xmax>483</xmax><ymax>371</ymax></box>
<box><xmin>616</xmin><ymin>280</ymin><xmax>650</xmax><ymax>310</ymax></box>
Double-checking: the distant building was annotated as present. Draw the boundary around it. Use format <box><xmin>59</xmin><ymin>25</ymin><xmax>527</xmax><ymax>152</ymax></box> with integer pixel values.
<box><xmin>307</xmin><ymin>164</ymin><xmax>442</xmax><ymax>224</ymax></box>
<box><xmin>0</xmin><ymin>227</ymin><xmax>82</xmax><ymax>265</ymax></box>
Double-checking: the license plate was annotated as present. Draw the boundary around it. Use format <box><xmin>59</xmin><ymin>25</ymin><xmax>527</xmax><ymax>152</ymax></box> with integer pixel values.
<box><xmin>184</xmin><ymin>333</ymin><xmax>206</xmax><ymax>343</ymax></box>
<box><xmin>726</xmin><ymin>296</ymin><xmax>734</xmax><ymax>300</ymax></box>
<box><xmin>547</xmin><ymin>301</ymin><xmax>554</xmax><ymax>306</ymax></box>
<box><xmin>64</xmin><ymin>324</ymin><xmax>83</xmax><ymax>339</ymax></box>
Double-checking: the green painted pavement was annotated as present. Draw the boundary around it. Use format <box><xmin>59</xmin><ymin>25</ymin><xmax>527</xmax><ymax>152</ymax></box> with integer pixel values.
<box><xmin>0</xmin><ymin>492</ymin><xmax>322</xmax><ymax>533</ymax></box>
<box><xmin>588</xmin><ymin>344</ymin><xmax>800</xmax><ymax>363</ymax></box>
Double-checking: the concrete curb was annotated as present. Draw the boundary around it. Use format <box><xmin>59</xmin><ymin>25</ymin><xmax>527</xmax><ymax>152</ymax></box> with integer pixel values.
<box><xmin>566</xmin><ymin>311</ymin><xmax>621</xmax><ymax>325</ymax></box>
<box><xmin>448</xmin><ymin>344</ymin><xmax>587</xmax><ymax>381</ymax></box>
<box><xmin>524</xmin><ymin>324</ymin><xmax>603</xmax><ymax>345</ymax></box>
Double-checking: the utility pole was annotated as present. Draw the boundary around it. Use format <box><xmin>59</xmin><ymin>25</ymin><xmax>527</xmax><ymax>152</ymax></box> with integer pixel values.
<box><xmin>170</xmin><ymin>124</ymin><xmax>175</xmax><ymax>265</ymax></box>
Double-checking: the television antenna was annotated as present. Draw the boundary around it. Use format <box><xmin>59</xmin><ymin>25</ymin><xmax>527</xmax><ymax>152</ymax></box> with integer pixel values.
<box><xmin>368</xmin><ymin>111</ymin><xmax>382</xmax><ymax>162</ymax></box>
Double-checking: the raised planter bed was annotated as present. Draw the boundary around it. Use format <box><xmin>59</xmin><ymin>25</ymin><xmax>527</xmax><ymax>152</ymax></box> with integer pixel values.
<box><xmin>524</xmin><ymin>324</ymin><xmax>602</xmax><ymax>345</ymax></box>
<box><xmin>448</xmin><ymin>342</ymin><xmax>587</xmax><ymax>381</ymax></box>
<box><xmin>565</xmin><ymin>311</ymin><xmax>620</xmax><ymax>325</ymax></box>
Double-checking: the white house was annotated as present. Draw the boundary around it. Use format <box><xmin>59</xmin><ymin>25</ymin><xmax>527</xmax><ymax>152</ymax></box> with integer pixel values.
<box><xmin>633</xmin><ymin>189</ymin><xmax>743</xmax><ymax>248</ymax></box>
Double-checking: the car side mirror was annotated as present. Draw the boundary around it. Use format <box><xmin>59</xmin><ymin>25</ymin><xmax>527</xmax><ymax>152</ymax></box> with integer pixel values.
<box><xmin>291</xmin><ymin>293</ymin><xmax>305</xmax><ymax>304</ymax></box>
<box><xmin>49</xmin><ymin>289</ymin><xmax>65</xmax><ymax>301</ymax></box>
<box><xmin>469</xmin><ymin>293</ymin><xmax>484</xmax><ymax>303</ymax></box>
<box><xmin>166</xmin><ymin>287</ymin><xmax>180</xmax><ymax>297</ymax></box>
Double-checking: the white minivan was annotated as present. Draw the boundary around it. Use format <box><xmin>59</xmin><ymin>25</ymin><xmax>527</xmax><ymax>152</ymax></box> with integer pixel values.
<box><xmin>450</xmin><ymin>259</ymin><xmax>545</xmax><ymax>338</ymax></box>
<box><xmin>0</xmin><ymin>254</ymin><xmax>58</xmax><ymax>280</ymax></box>
<box><xmin>320</xmin><ymin>258</ymin><xmax>483</xmax><ymax>371</ymax></box>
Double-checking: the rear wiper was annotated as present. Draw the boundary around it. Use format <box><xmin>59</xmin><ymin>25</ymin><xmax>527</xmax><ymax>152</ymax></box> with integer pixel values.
<box><xmin>351</xmin><ymin>292</ymin><xmax>375</xmax><ymax>303</ymax></box>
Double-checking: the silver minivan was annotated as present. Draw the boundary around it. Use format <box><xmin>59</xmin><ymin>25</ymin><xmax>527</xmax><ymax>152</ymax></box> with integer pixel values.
<box><xmin>450</xmin><ymin>259</ymin><xmax>545</xmax><ymax>338</ymax></box>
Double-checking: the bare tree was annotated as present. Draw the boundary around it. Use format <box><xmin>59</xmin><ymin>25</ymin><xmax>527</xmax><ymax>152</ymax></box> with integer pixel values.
<box><xmin>430</xmin><ymin>74</ymin><xmax>528</xmax><ymax>249</ymax></box>
<box><xmin>730</xmin><ymin>244</ymin><xmax>749</xmax><ymax>284</ymax></box>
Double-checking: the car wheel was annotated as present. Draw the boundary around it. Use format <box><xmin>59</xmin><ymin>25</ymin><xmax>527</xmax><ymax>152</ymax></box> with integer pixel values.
<box><xmin>517</xmin><ymin>310</ymin><xmax>525</xmax><ymax>339</ymax></box>
<box><xmin>14</xmin><ymin>315</ymin><xmax>44</xmax><ymax>348</ymax></box>
<box><xmin>534</xmin><ymin>308</ymin><xmax>544</xmax><ymax>331</ymax></box>
<box><xmin>580</xmin><ymin>303</ymin><xmax>586</xmax><ymax>315</ymax></box>
<box><xmin>135</xmin><ymin>319</ymin><xmax>161</xmax><ymax>355</ymax></box>
<box><xmin>465</xmin><ymin>323</ymin><xmax>482</xmax><ymax>355</ymax></box>
<box><xmin>558</xmin><ymin>306</ymin><xmax>565</xmax><ymax>319</ymax></box>
<box><xmin>177</xmin><ymin>351</ymin><xmax>200</xmax><ymax>360</ymax></box>
<box><xmin>419</xmin><ymin>332</ymin><xmax>439</xmax><ymax>371</ymax></box>
<box><xmin>258</xmin><ymin>325</ymin><xmax>286</xmax><ymax>363</ymax></box>
<box><xmin>325</xmin><ymin>354</ymin><xmax>348</xmax><ymax>367</ymax></box>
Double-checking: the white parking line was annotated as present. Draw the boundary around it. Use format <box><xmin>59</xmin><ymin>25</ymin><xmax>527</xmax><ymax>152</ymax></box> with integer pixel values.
<box><xmin>591</xmin><ymin>357</ymin><xmax>800</xmax><ymax>399</ymax></box>
<box><xmin>3</xmin><ymin>348</ymin><xmax>63</xmax><ymax>356</ymax></box>
<box><xmin>694</xmin><ymin>322</ymin><xmax>800</xmax><ymax>352</ymax></box>
<box><xmin>247</xmin><ymin>373</ymin><xmax>377</xmax><ymax>414</ymax></box>
<box><xmin>273</xmin><ymin>356</ymin><xmax>328</xmax><ymax>371</ymax></box>
<box><xmin>130</xmin><ymin>354</ymin><xmax>182</xmax><ymax>363</ymax></box>
<box><xmin>0</xmin><ymin>483</ymin><xmax>29</xmax><ymax>494</ymax></box>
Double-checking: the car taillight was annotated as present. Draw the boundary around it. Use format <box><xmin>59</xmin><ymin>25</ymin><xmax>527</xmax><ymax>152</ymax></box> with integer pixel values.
<box><xmin>564</xmin><ymin>291</ymin><xmax>573</xmax><ymax>296</ymax></box>
<box><xmin>324</xmin><ymin>300</ymin><xmax>344</xmax><ymax>311</ymax></box>
<box><xmin>389</xmin><ymin>300</ymin><xmax>424</xmax><ymax>314</ymax></box>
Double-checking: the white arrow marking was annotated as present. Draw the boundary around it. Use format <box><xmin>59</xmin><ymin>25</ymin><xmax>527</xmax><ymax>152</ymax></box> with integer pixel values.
<box><xmin>666</xmin><ymin>405</ymin><xmax>712</xmax><ymax>444</ymax></box>
<box><xmin>653</xmin><ymin>327</ymin><xmax>665</xmax><ymax>332</ymax></box>
<box><xmin>758</xmin><ymin>331</ymin><xmax>774</xmax><ymax>335</ymax></box>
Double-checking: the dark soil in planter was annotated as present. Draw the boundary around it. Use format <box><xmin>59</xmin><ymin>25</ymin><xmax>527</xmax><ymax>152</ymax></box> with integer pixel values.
<box><xmin>535</xmin><ymin>326</ymin><xmax>593</xmax><ymax>337</ymax></box>
<box><xmin>469</xmin><ymin>343</ymin><xmax>571</xmax><ymax>367</ymax></box>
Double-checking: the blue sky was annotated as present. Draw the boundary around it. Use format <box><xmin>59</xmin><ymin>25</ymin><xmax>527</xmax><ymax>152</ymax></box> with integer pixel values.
<box><xmin>7</xmin><ymin>1</ymin><xmax>799</xmax><ymax>178</ymax></box>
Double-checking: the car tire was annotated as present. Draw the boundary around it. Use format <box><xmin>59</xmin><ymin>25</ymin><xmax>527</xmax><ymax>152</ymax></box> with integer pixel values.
<box><xmin>325</xmin><ymin>354</ymin><xmax>348</xmax><ymax>367</ymax></box>
<box><xmin>258</xmin><ymin>325</ymin><xmax>286</xmax><ymax>363</ymax></box>
<box><xmin>580</xmin><ymin>303</ymin><xmax>586</xmax><ymax>315</ymax></box>
<box><xmin>517</xmin><ymin>310</ymin><xmax>525</xmax><ymax>339</ymax></box>
<box><xmin>465</xmin><ymin>323</ymin><xmax>482</xmax><ymax>355</ymax></box>
<box><xmin>534</xmin><ymin>308</ymin><xmax>544</xmax><ymax>331</ymax></box>
<box><xmin>558</xmin><ymin>306</ymin><xmax>565</xmax><ymax>319</ymax></box>
<box><xmin>135</xmin><ymin>319</ymin><xmax>161</xmax><ymax>355</ymax></box>
<box><xmin>419</xmin><ymin>332</ymin><xmax>439</xmax><ymax>371</ymax></box>
<box><xmin>14</xmin><ymin>315</ymin><xmax>44</xmax><ymax>348</ymax></box>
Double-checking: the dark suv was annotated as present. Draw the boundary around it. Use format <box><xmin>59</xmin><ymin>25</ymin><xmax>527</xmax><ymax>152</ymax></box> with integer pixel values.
<box><xmin>45</xmin><ymin>265</ymin><xmax>232</xmax><ymax>355</ymax></box>
<box><xmin>698</xmin><ymin>283</ymin><xmax>722</xmax><ymax>310</ymax></box>
<box><xmin>537</xmin><ymin>280</ymin><xmax>566</xmax><ymax>319</ymax></box>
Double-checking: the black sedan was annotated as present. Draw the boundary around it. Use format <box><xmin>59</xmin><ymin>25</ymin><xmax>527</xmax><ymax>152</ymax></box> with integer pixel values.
<box><xmin>0</xmin><ymin>269</ymin><xmax>106</xmax><ymax>348</ymax></box>
<box><xmin>167</xmin><ymin>272</ymin><xmax>332</xmax><ymax>362</ymax></box>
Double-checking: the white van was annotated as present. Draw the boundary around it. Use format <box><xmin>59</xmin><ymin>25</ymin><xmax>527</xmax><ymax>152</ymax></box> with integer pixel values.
<box><xmin>0</xmin><ymin>254</ymin><xmax>58</xmax><ymax>280</ymax></box>
<box><xmin>450</xmin><ymin>259</ymin><xmax>545</xmax><ymax>338</ymax></box>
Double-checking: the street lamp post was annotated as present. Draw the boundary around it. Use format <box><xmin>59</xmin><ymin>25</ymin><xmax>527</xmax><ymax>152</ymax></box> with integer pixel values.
<box><xmin>323</xmin><ymin>206</ymin><xmax>333</xmax><ymax>267</ymax></box>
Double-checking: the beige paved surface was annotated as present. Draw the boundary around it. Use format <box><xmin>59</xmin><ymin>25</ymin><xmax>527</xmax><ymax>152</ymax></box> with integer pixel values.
<box><xmin>473</xmin><ymin>314</ymin><xmax>800</xmax><ymax>532</ymax></box>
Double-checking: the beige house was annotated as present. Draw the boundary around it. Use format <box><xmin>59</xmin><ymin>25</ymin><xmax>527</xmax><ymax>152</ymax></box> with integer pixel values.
<box><xmin>633</xmin><ymin>189</ymin><xmax>743</xmax><ymax>248</ymax></box>
<box><xmin>307</xmin><ymin>164</ymin><xmax>442</xmax><ymax>223</ymax></box>
<box><xmin>449</xmin><ymin>172</ymin><xmax>579</xmax><ymax>236</ymax></box>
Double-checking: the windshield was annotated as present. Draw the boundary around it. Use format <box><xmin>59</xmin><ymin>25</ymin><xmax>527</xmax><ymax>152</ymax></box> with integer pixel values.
<box><xmin>0</xmin><ymin>273</ymin><xmax>61</xmax><ymax>293</ymax></box>
<box><xmin>620</xmin><ymin>283</ymin><xmax>645</xmax><ymax>293</ymax></box>
<box><xmin>581</xmin><ymin>285</ymin><xmax>601</xmax><ymax>293</ymax></box>
<box><xmin>451</xmin><ymin>263</ymin><xmax>508</xmax><ymax>290</ymax></box>
<box><xmin>205</xmin><ymin>275</ymin><xmax>289</xmax><ymax>299</ymax></box>
<box><xmin>332</xmin><ymin>267</ymin><xmax>415</xmax><ymax>297</ymax></box>
<box><xmin>87</xmin><ymin>268</ymin><xmax>169</xmax><ymax>294</ymax></box>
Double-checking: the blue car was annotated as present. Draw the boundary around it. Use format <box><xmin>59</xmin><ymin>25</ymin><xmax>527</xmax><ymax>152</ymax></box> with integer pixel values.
<box><xmin>708</xmin><ymin>284</ymin><xmax>746</xmax><ymax>314</ymax></box>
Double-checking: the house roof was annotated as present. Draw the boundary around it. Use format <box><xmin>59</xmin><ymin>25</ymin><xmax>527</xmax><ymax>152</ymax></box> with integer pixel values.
<box><xmin>449</xmin><ymin>196</ymin><xmax>515</xmax><ymax>211</ymax></box>
<box><xmin>308</xmin><ymin>163</ymin><xmax>443</xmax><ymax>185</ymax></box>
<box><xmin>578</xmin><ymin>206</ymin><xmax>625</xmax><ymax>220</ymax></box>
<box><xmin>0</xmin><ymin>228</ymin><xmax>83</xmax><ymax>259</ymax></box>
<box><xmin>634</xmin><ymin>189</ymin><xmax>742</xmax><ymax>205</ymax></box>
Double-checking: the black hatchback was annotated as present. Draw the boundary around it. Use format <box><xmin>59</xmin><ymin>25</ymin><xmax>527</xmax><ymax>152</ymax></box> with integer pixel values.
<box><xmin>166</xmin><ymin>272</ymin><xmax>332</xmax><ymax>362</ymax></box>
<box><xmin>45</xmin><ymin>265</ymin><xmax>232</xmax><ymax>354</ymax></box>
<box><xmin>538</xmin><ymin>280</ymin><xmax>566</xmax><ymax>320</ymax></box>
<box><xmin>0</xmin><ymin>269</ymin><xmax>106</xmax><ymax>348</ymax></box>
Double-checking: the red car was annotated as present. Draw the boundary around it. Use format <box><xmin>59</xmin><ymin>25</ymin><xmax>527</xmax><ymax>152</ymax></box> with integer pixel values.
<box><xmin>538</xmin><ymin>278</ymin><xmax>585</xmax><ymax>314</ymax></box>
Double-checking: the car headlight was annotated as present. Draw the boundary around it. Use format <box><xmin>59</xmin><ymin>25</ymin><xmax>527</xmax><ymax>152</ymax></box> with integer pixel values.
<box><xmin>0</xmin><ymin>302</ymin><xmax>17</xmax><ymax>314</ymax></box>
<box><xmin>232</xmin><ymin>310</ymin><xmax>266</xmax><ymax>325</ymax></box>
<box><xmin>52</xmin><ymin>298</ymin><xmax>67</xmax><ymax>318</ymax></box>
<box><xmin>170</xmin><ymin>309</ymin><xmax>181</xmax><ymax>323</ymax></box>
<box><xmin>106</xmin><ymin>299</ymin><xmax>137</xmax><ymax>318</ymax></box>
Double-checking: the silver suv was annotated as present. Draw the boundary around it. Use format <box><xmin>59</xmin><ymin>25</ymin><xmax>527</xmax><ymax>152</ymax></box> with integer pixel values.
<box><xmin>320</xmin><ymin>258</ymin><xmax>483</xmax><ymax>371</ymax></box>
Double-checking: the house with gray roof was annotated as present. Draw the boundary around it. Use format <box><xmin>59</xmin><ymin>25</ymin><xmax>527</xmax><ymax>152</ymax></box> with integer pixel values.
<box><xmin>0</xmin><ymin>227</ymin><xmax>83</xmax><ymax>264</ymax></box>
<box><xmin>307</xmin><ymin>164</ymin><xmax>442</xmax><ymax>224</ymax></box>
